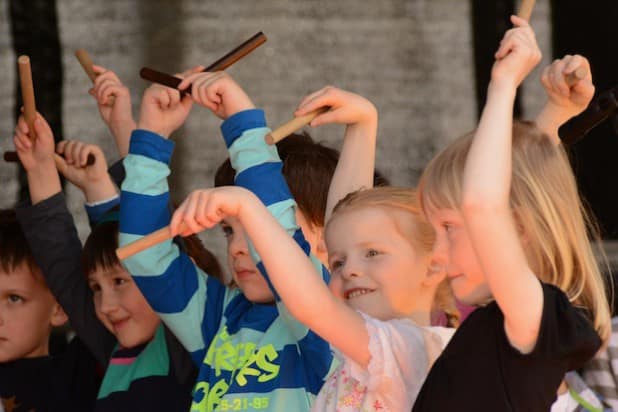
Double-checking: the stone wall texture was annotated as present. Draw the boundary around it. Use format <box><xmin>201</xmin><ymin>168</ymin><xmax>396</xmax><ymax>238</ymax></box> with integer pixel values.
<box><xmin>0</xmin><ymin>0</ymin><xmax>554</xmax><ymax>276</ymax></box>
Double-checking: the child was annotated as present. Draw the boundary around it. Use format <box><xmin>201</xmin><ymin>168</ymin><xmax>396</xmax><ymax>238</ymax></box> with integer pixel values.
<box><xmin>12</xmin><ymin>104</ymin><xmax>211</xmax><ymax>409</ymax></box>
<box><xmin>412</xmin><ymin>16</ymin><xmax>610</xmax><ymax>410</ymax></box>
<box><xmin>170</xmin><ymin>184</ymin><xmax>457</xmax><ymax>411</ymax></box>
<box><xmin>119</xmin><ymin>74</ymin><xmax>387</xmax><ymax>410</ymax></box>
<box><xmin>0</xmin><ymin>209</ymin><xmax>99</xmax><ymax>411</ymax></box>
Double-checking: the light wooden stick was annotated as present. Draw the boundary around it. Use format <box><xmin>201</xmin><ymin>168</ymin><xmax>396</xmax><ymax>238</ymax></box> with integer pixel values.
<box><xmin>75</xmin><ymin>49</ymin><xmax>97</xmax><ymax>82</ymax></box>
<box><xmin>18</xmin><ymin>56</ymin><xmax>36</xmax><ymax>142</ymax></box>
<box><xmin>517</xmin><ymin>0</ymin><xmax>536</xmax><ymax>21</ymax></box>
<box><xmin>265</xmin><ymin>107</ymin><xmax>329</xmax><ymax>145</ymax></box>
<box><xmin>565</xmin><ymin>66</ymin><xmax>587</xmax><ymax>87</ymax></box>
<box><xmin>116</xmin><ymin>222</ymin><xmax>187</xmax><ymax>260</ymax></box>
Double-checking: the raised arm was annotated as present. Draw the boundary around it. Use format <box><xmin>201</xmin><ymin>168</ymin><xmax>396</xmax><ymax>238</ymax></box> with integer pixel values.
<box><xmin>172</xmin><ymin>186</ymin><xmax>372</xmax><ymax>367</ymax></box>
<box><xmin>461</xmin><ymin>16</ymin><xmax>543</xmax><ymax>353</ymax></box>
<box><xmin>13</xmin><ymin>114</ymin><xmax>115</xmax><ymax>364</ymax></box>
<box><xmin>294</xmin><ymin>86</ymin><xmax>378</xmax><ymax>222</ymax></box>
<box><xmin>535</xmin><ymin>55</ymin><xmax>595</xmax><ymax>145</ymax></box>
<box><xmin>89</xmin><ymin>65</ymin><xmax>137</xmax><ymax>157</ymax></box>
<box><xmin>119</xmin><ymin>73</ymin><xmax>227</xmax><ymax>366</ymax></box>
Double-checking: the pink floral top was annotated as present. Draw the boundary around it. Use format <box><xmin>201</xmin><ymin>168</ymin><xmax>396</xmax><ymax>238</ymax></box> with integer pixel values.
<box><xmin>311</xmin><ymin>313</ymin><xmax>454</xmax><ymax>412</ymax></box>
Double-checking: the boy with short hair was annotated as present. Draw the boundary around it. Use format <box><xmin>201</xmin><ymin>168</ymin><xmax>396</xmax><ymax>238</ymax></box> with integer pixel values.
<box><xmin>0</xmin><ymin>209</ymin><xmax>99</xmax><ymax>411</ymax></box>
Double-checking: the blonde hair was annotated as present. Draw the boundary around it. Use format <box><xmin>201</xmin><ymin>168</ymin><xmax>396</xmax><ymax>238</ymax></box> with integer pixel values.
<box><xmin>329</xmin><ymin>186</ymin><xmax>460</xmax><ymax>327</ymax></box>
<box><xmin>418</xmin><ymin>120</ymin><xmax>611</xmax><ymax>342</ymax></box>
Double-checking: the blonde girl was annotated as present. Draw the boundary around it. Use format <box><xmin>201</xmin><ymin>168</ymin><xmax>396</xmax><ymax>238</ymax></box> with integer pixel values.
<box><xmin>412</xmin><ymin>16</ymin><xmax>610</xmax><ymax>411</ymax></box>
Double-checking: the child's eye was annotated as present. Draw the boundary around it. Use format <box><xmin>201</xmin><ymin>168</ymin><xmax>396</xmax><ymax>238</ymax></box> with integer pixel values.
<box><xmin>8</xmin><ymin>294</ymin><xmax>24</xmax><ymax>304</ymax></box>
<box><xmin>89</xmin><ymin>283</ymin><xmax>101</xmax><ymax>293</ymax></box>
<box><xmin>330</xmin><ymin>259</ymin><xmax>344</xmax><ymax>270</ymax></box>
<box><xmin>366</xmin><ymin>249</ymin><xmax>380</xmax><ymax>258</ymax></box>
<box><xmin>221</xmin><ymin>224</ymin><xmax>233</xmax><ymax>238</ymax></box>
<box><xmin>114</xmin><ymin>278</ymin><xmax>128</xmax><ymax>287</ymax></box>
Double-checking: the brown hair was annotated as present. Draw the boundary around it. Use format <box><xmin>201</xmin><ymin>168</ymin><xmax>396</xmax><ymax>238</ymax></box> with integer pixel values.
<box><xmin>215</xmin><ymin>132</ymin><xmax>390</xmax><ymax>228</ymax></box>
<box><xmin>329</xmin><ymin>187</ymin><xmax>460</xmax><ymax>327</ymax></box>
<box><xmin>419</xmin><ymin>120</ymin><xmax>611</xmax><ymax>341</ymax></box>
<box><xmin>82</xmin><ymin>218</ymin><xmax>224</xmax><ymax>282</ymax></box>
<box><xmin>0</xmin><ymin>209</ymin><xmax>40</xmax><ymax>276</ymax></box>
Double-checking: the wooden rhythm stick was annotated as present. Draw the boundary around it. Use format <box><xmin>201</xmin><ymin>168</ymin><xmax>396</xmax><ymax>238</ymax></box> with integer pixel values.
<box><xmin>5</xmin><ymin>55</ymin><xmax>95</xmax><ymax>166</ymax></box>
<box><xmin>517</xmin><ymin>0</ymin><xmax>536</xmax><ymax>21</ymax></box>
<box><xmin>265</xmin><ymin>107</ymin><xmax>329</xmax><ymax>145</ymax></box>
<box><xmin>140</xmin><ymin>31</ymin><xmax>267</xmax><ymax>95</ymax></box>
<box><xmin>4</xmin><ymin>56</ymin><xmax>37</xmax><ymax>163</ymax></box>
<box><xmin>19</xmin><ymin>56</ymin><xmax>37</xmax><ymax>142</ymax></box>
<box><xmin>116</xmin><ymin>222</ymin><xmax>187</xmax><ymax>260</ymax></box>
<box><xmin>75</xmin><ymin>49</ymin><xmax>97</xmax><ymax>82</ymax></box>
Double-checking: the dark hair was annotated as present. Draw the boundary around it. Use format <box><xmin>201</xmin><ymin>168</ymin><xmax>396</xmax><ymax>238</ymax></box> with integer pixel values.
<box><xmin>82</xmin><ymin>216</ymin><xmax>224</xmax><ymax>282</ymax></box>
<box><xmin>0</xmin><ymin>209</ymin><xmax>39</xmax><ymax>275</ymax></box>
<box><xmin>215</xmin><ymin>132</ymin><xmax>390</xmax><ymax>227</ymax></box>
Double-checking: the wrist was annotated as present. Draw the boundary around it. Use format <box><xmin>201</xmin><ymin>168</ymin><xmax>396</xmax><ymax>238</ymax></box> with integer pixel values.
<box><xmin>83</xmin><ymin>176</ymin><xmax>118</xmax><ymax>203</ymax></box>
<box><xmin>26</xmin><ymin>156</ymin><xmax>56</xmax><ymax>176</ymax></box>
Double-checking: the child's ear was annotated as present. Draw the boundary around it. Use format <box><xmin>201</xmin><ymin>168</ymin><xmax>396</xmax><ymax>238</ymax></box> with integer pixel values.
<box><xmin>423</xmin><ymin>259</ymin><xmax>446</xmax><ymax>287</ymax></box>
<box><xmin>50</xmin><ymin>302</ymin><xmax>68</xmax><ymax>327</ymax></box>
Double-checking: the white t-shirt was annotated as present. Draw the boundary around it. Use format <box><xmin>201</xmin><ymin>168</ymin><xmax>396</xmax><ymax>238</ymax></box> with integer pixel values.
<box><xmin>311</xmin><ymin>312</ymin><xmax>455</xmax><ymax>412</ymax></box>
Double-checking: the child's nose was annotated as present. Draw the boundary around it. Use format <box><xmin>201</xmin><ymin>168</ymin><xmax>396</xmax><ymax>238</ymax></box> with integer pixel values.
<box><xmin>229</xmin><ymin>234</ymin><xmax>249</xmax><ymax>257</ymax></box>
<box><xmin>99</xmin><ymin>291</ymin><xmax>120</xmax><ymax>314</ymax></box>
<box><xmin>341</xmin><ymin>262</ymin><xmax>362</xmax><ymax>279</ymax></box>
<box><xmin>432</xmin><ymin>237</ymin><xmax>449</xmax><ymax>267</ymax></box>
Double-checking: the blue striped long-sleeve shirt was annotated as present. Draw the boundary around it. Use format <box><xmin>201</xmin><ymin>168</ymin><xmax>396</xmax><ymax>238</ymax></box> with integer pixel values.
<box><xmin>119</xmin><ymin>109</ymin><xmax>335</xmax><ymax>411</ymax></box>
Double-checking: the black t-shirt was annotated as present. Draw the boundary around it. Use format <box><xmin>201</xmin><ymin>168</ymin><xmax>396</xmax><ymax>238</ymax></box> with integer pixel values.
<box><xmin>412</xmin><ymin>283</ymin><xmax>601</xmax><ymax>412</ymax></box>
<box><xmin>0</xmin><ymin>337</ymin><xmax>99</xmax><ymax>412</ymax></box>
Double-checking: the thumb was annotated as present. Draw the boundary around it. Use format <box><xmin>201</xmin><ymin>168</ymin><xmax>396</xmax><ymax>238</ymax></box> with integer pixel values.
<box><xmin>53</xmin><ymin>153</ymin><xmax>70</xmax><ymax>177</ymax></box>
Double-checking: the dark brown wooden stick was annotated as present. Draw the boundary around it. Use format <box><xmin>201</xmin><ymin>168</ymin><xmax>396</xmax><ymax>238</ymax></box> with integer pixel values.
<box><xmin>139</xmin><ymin>31</ymin><xmax>267</xmax><ymax>95</ymax></box>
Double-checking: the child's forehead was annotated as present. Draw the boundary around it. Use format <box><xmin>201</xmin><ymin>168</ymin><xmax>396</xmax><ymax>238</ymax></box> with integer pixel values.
<box><xmin>0</xmin><ymin>264</ymin><xmax>47</xmax><ymax>291</ymax></box>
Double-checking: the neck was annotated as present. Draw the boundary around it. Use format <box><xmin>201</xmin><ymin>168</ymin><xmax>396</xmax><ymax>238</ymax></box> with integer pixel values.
<box><xmin>407</xmin><ymin>309</ymin><xmax>432</xmax><ymax>326</ymax></box>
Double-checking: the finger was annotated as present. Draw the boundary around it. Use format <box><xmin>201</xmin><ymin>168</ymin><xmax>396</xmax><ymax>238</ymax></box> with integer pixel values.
<box><xmin>16</xmin><ymin>115</ymin><xmax>30</xmax><ymax>135</ymax></box>
<box><xmin>63</xmin><ymin>140</ymin><xmax>76</xmax><ymax>164</ymax></box>
<box><xmin>298</xmin><ymin>88</ymin><xmax>328</xmax><ymax>109</ymax></box>
<box><xmin>510</xmin><ymin>14</ymin><xmax>530</xmax><ymax>28</ymax></box>
<box><xmin>91</xmin><ymin>64</ymin><xmax>107</xmax><ymax>75</ymax></box>
<box><xmin>297</xmin><ymin>86</ymin><xmax>333</xmax><ymax>112</ymax></box>
<box><xmin>169</xmin><ymin>204</ymin><xmax>186</xmax><ymax>237</ymax></box>
<box><xmin>32</xmin><ymin>115</ymin><xmax>54</xmax><ymax>145</ymax></box>
<box><xmin>55</xmin><ymin>140</ymin><xmax>68</xmax><ymax>154</ymax></box>
<box><xmin>309</xmin><ymin>109</ymin><xmax>337</xmax><ymax>127</ymax></box>
<box><xmin>156</xmin><ymin>88</ymin><xmax>171</xmax><ymax>108</ymax></box>
<box><xmin>34</xmin><ymin>112</ymin><xmax>53</xmax><ymax>136</ymax></box>
<box><xmin>296</xmin><ymin>91</ymin><xmax>335</xmax><ymax>116</ymax></box>
<box><xmin>78</xmin><ymin>145</ymin><xmax>95</xmax><ymax>167</ymax></box>
<box><xmin>203</xmin><ymin>195</ymin><xmax>225</xmax><ymax>227</ymax></box>
<box><xmin>54</xmin><ymin>153</ymin><xmax>71</xmax><ymax>177</ymax></box>
<box><xmin>13</xmin><ymin>133</ymin><xmax>31</xmax><ymax>151</ymax></box>
<box><xmin>180</xmin><ymin>194</ymin><xmax>203</xmax><ymax>235</ymax></box>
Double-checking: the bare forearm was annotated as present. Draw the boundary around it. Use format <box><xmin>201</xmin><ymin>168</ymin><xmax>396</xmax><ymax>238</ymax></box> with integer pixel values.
<box><xmin>326</xmin><ymin>119</ymin><xmax>377</xmax><ymax>222</ymax></box>
<box><xmin>535</xmin><ymin>102</ymin><xmax>567</xmax><ymax>146</ymax></box>
<box><xmin>27</xmin><ymin>159</ymin><xmax>62</xmax><ymax>205</ymax></box>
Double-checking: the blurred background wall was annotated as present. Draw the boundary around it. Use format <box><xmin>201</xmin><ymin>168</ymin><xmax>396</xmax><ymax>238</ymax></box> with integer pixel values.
<box><xmin>0</xmin><ymin>0</ymin><xmax>616</xmax><ymax>279</ymax></box>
